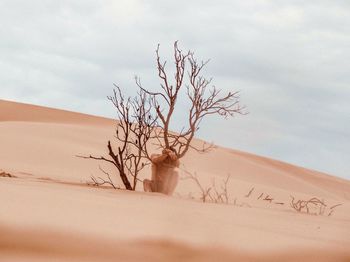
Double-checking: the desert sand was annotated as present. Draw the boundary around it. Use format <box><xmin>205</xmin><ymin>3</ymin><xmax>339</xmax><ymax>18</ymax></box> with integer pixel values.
<box><xmin>1</xmin><ymin>99</ymin><xmax>350</xmax><ymax>261</ymax></box>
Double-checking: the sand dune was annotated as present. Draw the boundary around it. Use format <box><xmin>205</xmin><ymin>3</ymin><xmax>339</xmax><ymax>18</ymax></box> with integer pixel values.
<box><xmin>1</xmin><ymin>223</ymin><xmax>349</xmax><ymax>262</ymax></box>
<box><xmin>1</xmin><ymin>99</ymin><xmax>349</xmax><ymax>261</ymax></box>
<box><xmin>0</xmin><ymin>99</ymin><xmax>111</xmax><ymax>125</ymax></box>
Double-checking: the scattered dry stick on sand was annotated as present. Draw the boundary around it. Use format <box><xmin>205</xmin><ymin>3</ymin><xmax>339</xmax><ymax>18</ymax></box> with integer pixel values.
<box><xmin>290</xmin><ymin>196</ymin><xmax>342</xmax><ymax>216</ymax></box>
<box><xmin>327</xmin><ymin>204</ymin><xmax>343</xmax><ymax>217</ymax></box>
<box><xmin>0</xmin><ymin>171</ymin><xmax>15</xmax><ymax>178</ymax></box>
<box><xmin>245</xmin><ymin>187</ymin><xmax>255</xmax><ymax>198</ymax></box>
<box><xmin>263</xmin><ymin>195</ymin><xmax>274</xmax><ymax>203</ymax></box>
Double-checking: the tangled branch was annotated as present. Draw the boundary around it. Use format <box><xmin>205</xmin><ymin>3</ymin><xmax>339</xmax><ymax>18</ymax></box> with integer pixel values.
<box><xmin>290</xmin><ymin>196</ymin><xmax>342</xmax><ymax>216</ymax></box>
<box><xmin>79</xmin><ymin>85</ymin><xmax>157</xmax><ymax>191</ymax></box>
<box><xmin>139</xmin><ymin>41</ymin><xmax>246</xmax><ymax>158</ymax></box>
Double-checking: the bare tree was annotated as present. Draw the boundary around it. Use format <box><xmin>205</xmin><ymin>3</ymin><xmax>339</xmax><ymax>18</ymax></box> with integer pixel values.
<box><xmin>137</xmin><ymin>41</ymin><xmax>245</xmax><ymax>158</ymax></box>
<box><xmin>79</xmin><ymin>86</ymin><xmax>157</xmax><ymax>190</ymax></box>
<box><xmin>81</xmin><ymin>41</ymin><xmax>245</xmax><ymax>192</ymax></box>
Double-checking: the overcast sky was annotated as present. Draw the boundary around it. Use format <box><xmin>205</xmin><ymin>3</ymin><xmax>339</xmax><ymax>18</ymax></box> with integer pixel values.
<box><xmin>1</xmin><ymin>0</ymin><xmax>349</xmax><ymax>180</ymax></box>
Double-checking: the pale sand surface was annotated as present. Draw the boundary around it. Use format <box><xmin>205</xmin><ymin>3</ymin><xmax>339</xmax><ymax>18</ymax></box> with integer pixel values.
<box><xmin>1</xmin><ymin>100</ymin><xmax>350</xmax><ymax>261</ymax></box>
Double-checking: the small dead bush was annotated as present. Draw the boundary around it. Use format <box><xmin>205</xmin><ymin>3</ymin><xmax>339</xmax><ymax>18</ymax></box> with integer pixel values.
<box><xmin>290</xmin><ymin>196</ymin><xmax>342</xmax><ymax>216</ymax></box>
<box><xmin>182</xmin><ymin>169</ymin><xmax>231</xmax><ymax>204</ymax></box>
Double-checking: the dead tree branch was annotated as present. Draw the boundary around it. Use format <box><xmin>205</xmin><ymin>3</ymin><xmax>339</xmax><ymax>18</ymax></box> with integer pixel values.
<box><xmin>328</xmin><ymin>203</ymin><xmax>343</xmax><ymax>217</ymax></box>
<box><xmin>139</xmin><ymin>41</ymin><xmax>246</xmax><ymax>158</ymax></box>
<box><xmin>79</xmin><ymin>86</ymin><xmax>157</xmax><ymax>191</ymax></box>
<box><xmin>87</xmin><ymin>166</ymin><xmax>120</xmax><ymax>189</ymax></box>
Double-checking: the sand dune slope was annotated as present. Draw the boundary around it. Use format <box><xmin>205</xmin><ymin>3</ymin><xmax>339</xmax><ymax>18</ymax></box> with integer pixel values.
<box><xmin>1</xmin><ymin>100</ymin><xmax>350</xmax><ymax>261</ymax></box>
<box><xmin>0</xmin><ymin>99</ymin><xmax>111</xmax><ymax>125</ymax></box>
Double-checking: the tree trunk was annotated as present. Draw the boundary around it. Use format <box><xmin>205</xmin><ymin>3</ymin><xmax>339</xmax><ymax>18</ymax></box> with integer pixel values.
<box><xmin>120</xmin><ymin>171</ymin><xmax>133</xmax><ymax>190</ymax></box>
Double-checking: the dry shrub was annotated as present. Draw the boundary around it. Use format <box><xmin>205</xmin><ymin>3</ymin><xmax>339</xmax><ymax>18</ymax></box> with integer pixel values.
<box><xmin>290</xmin><ymin>196</ymin><xmax>342</xmax><ymax>216</ymax></box>
<box><xmin>182</xmin><ymin>169</ymin><xmax>231</xmax><ymax>204</ymax></box>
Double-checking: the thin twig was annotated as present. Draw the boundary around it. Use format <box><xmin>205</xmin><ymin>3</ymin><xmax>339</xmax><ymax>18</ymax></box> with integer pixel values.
<box><xmin>245</xmin><ymin>187</ymin><xmax>254</xmax><ymax>198</ymax></box>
